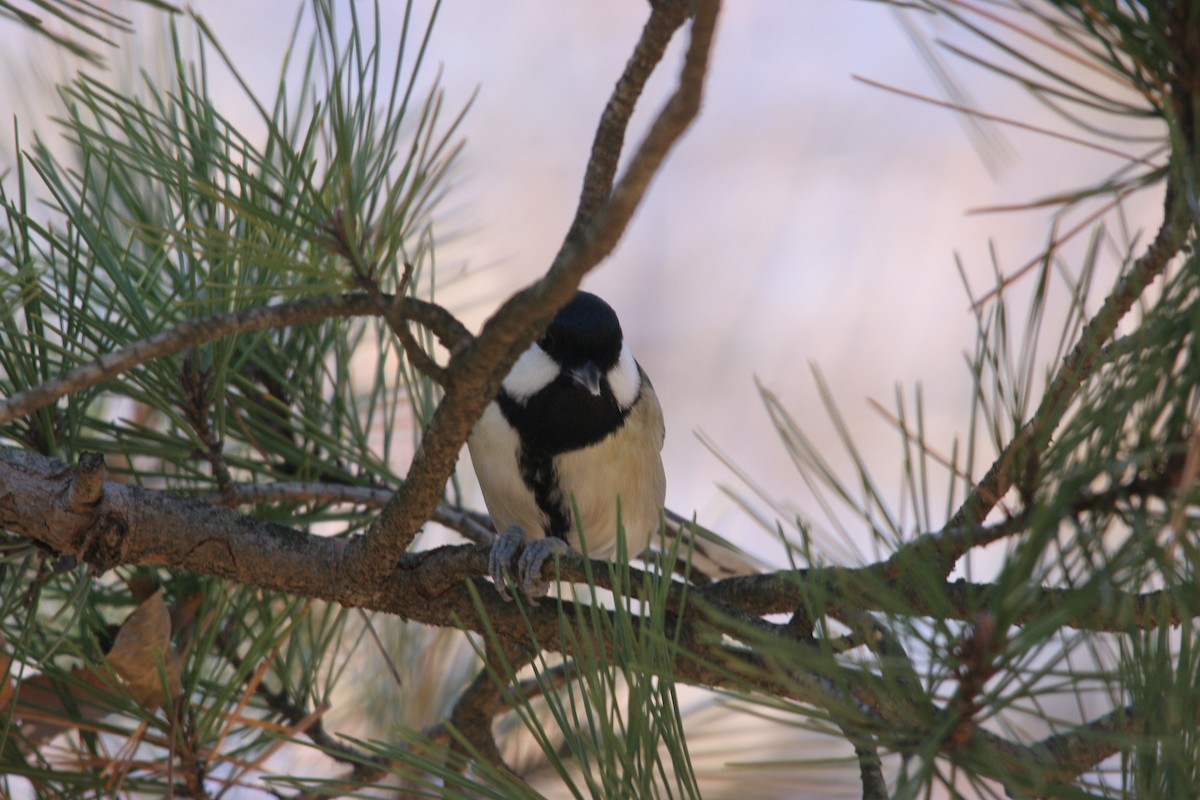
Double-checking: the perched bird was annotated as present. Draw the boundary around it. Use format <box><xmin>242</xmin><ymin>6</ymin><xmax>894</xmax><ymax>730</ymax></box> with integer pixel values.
<box><xmin>468</xmin><ymin>291</ymin><xmax>666</xmax><ymax>598</ymax></box>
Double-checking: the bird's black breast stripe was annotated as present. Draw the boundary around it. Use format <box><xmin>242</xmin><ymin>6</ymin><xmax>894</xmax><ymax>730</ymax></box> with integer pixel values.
<box><xmin>497</xmin><ymin>375</ymin><xmax>640</xmax><ymax>541</ymax></box>
<box><xmin>517</xmin><ymin>449</ymin><xmax>572</xmax><ymax>540</ymax></box>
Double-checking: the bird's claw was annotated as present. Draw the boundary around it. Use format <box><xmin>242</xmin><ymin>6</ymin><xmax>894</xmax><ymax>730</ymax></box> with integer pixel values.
<box><xmin>516</xmin><ymin>538</ymin><xmax>571</xmax><ymax>603</ymax></box>
<box><xmin>489</xmin><ymin>526</ymin><xmax>524</xmax><ymax>602</ymax></box>
<box><xmin>489</xmin><ymin>526</ymin><xmax>570</xmax><ymax>603</ymax></box>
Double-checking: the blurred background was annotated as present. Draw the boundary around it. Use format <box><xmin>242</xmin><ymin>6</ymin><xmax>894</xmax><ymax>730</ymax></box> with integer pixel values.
<box><xmin>0</xmin><ymin>0</ymin><xmax>1164</xmax><ymax>567</ymax></box>
<box><xmin>0</xmin><ymin>1</ymin><xmax>1167</xmax><ymax>796</ymax></box>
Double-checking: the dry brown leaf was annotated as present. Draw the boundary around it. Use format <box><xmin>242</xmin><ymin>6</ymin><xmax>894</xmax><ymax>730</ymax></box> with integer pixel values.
<box><xmin>0</xmin><ymin>586</ymin><xmax>192</xmax><ymax>751</ymax></box>
<box><xmin>105</xmin><ymin>588</ymin><xmax>183</xmax><ymax>710</ymax></box>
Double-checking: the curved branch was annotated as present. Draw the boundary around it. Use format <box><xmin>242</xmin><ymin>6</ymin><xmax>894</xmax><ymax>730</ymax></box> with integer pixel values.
<box><xmin>0</xmin><ymin>293</ymin><xmax>471</xmax><ymax>427</ymax></box>
<box><xmin>344</xmin><ymin>0</ymin><xmax>724</xmax><ymax>582</ymax></box>
<box><xmin>965</xmin><ymin>705</ymin><xmax>1141</xmax><ymax>790</ymax></box>
<box><xmin>567</xmin><ymin>0</ymin><xmax>693</xmax><ymax>239</ymax></box>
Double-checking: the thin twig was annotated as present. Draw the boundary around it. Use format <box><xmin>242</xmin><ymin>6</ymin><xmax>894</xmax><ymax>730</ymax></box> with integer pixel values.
<box><xmin>213</xmin><ymin>620</ymin><xmax>387</xmax><ymax>779</ymax></box>
<box><xmin>212</xmin><ymin>480</ymin><xmax>496</xmax><ymax>545</ymax></box>
<box><xmin>940</xmin><ymin>181</ymin><xmax>1188</xmax><ymax>570</ymax></box>
<box><xmin>380</xmin><ymin>263</ymin><xmax>448</xmax><ymax>384</ymax></box>
<box><xmin>324</xmin><ymin>203</ymin><xmax>452</xmax><ymax>385</ymax></box>
<box><xmin>179</xmin><ymin>350</ymin><xmax>235</xmax><ymax>496</ymax></box>
<box><xmin>887</xmin><ymin>464</ymin><xmax>1186</xmax><ymax>579</ymax></box>
<box><xmin>356</xmin><ymin>609</ymin><xmax>404</xmax><ymax>689</ymax></box>
<box><xmin>284</xmin><ymin>662</ymin><xmax>578</xmax><ymax>800</ymax></box>
<box><xmin>566</xmin><ymin>0</ymin><xmax>693</xmax><ymax>239</ymax></box>
<box><xmin>493</xmin><ymin>662</ymin><xmax>575</xmax><ymax>715</ymax></box>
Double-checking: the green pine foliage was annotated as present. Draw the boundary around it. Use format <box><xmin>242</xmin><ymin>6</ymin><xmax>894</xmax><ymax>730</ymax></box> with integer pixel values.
<box><xmin>0</xmin><ymin>1</ymin><xmax>1198</xmax><ymax>798</ymax></box>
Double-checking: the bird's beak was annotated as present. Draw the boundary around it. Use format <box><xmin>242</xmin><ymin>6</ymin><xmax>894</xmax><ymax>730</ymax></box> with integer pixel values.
<box><xmin>569</xmin><ymin>362</ymin><xmax>603</xmax><ymax>396</ymax></box>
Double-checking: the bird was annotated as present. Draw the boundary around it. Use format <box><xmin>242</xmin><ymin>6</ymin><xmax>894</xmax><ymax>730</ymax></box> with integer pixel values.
<box><xmin>468</xmin><ymin>291</ymin><xmax>667</xmax><ymax>599</ymax></box>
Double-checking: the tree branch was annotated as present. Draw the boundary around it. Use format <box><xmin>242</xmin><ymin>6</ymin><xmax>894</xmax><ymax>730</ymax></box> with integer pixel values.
<box><xmin>938</xmin><ymin>179</ymin><xmax>1190</xmax><ymax>571</ymax></box>
<box><xmin>378</xmin><ymin>269</ymin><xmax>450</xmax><ymax>384</ymax></box>
<box><xmin>701</xmin><ymin>569</ymin><xmax>1197</xmax><ymax>633</ymax></box>
<box><xmin>447</xmin><ymin>646</ymin><xmax>533</xmax><ymax>782</ymax></box>
<box><xmin>6</xmin><ymin>446</ymin><xmax>1194</xmax><ymax>635</ymax></box>
<box><xmin>0</xmin><ymin>445</ymin><xmax>1177</xmax><ymax>788</ymax></box>
<box><xmin>566</xmin><ymin>0</ymin><xmax>693</xmax><ymax>239</ymax></box>
<box><xmin>849</xmin><ymin>734</ymin><xmax>888</xmax><ymax>800</ymax></box>
<box><xmin>210</xmin><ymin>481</ymin><xmax>496</xmax><ymax>546</ymax></box>
<box><xmin>342</xmin><ymin>0</ymin><xmax>723</xmax><ymax>584</ymax></box>
<box><xmin>963</xmin><ymin>705</ymin><xmax>1142</xmax><ymax>792</ymax></box>
<box><xmin>0</xmin><ymin>293</ymin><xmax>470</xmax><ymax>428</ymax></box>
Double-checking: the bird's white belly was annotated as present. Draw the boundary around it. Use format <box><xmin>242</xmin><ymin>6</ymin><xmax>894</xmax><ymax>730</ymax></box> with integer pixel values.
<box><xmin>467</xmin><ymin>402</ymin><xmax>547</xmax><ymax>539</ymax></box>
<box><xmin>467</xmin><ymin>396</ymin><xmax>666</xmax><ymax>559</ymax></box>
<box><xmin>553</xmin><ymin>400</ymin><xmax>665</xmax><ymax>558</ymax></box>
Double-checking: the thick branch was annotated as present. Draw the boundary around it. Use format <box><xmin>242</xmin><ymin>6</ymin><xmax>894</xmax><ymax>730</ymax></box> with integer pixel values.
<box><xmin>0</xmin><ymin>446</ymin><xmax>1174</xmax><ymax>789</ymax></box>
<box><xmin>0</xmin><ymin>448</ymin><xmax>844</xmax><ymax>709</ymax></box>
<box><xmin>6</xmin><ymin>447</ymin><xmax>1193</xmax><ymax>635</ymax></box>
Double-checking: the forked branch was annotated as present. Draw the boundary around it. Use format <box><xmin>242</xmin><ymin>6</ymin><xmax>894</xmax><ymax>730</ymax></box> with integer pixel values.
<box><xmin>342</xmin><ymin>0</ymin><xmax>724</xmax><ymax>584</ymax></box>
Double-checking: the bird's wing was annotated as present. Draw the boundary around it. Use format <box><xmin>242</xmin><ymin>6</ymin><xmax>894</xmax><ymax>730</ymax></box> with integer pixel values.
<box><xmin>644</xmin><ymin>509</ymin><xmax>767</xmax><ymax>584</ymax></box>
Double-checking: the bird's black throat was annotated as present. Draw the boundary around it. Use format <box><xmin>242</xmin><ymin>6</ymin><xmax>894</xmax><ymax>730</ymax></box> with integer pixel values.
<box><xmin>498</xmin><ymin>374</ymin><xmax>631</xmax><ymax>455</ymax></box>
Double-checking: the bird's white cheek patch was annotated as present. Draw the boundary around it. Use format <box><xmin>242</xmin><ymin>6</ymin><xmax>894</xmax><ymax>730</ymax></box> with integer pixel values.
<box><xmin>607</xmin><ymin>343</ymin><xmax>642</xmax><ymax>410</ymax></box>
<box><xmin>502</xmin><ymin>344</ymin><xmax>559</xmax><ymax>402</ymax></box>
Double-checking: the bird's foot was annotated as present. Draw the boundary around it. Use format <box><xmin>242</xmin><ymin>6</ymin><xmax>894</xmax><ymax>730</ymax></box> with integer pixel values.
<box><xmin>489</xmin><ymin>526</ymin><xmax>570</xmax><ymax>603</ymax></box>
<box><xmin>516</xmin><ymin>537</ymin><xmax>571</xmax><ymax>603</ymax></box>
<box><xmin>488</xmin><ymin>526</ymin><xmax>524</xmax><ymax>602</ymax></box>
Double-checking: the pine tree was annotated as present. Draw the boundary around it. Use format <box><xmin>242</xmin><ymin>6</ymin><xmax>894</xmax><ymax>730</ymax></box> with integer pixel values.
<box><xmin>0</xmin><ymin>1</ymin><xmax>1197</xmax><ymax>798</ymax></box>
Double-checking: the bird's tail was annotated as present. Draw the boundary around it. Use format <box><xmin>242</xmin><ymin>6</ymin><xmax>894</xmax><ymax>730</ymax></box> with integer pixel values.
<box><xmin>644</xmin><ymin>509</ymin><xmax>766</xmax><ymax>584</ymax></box>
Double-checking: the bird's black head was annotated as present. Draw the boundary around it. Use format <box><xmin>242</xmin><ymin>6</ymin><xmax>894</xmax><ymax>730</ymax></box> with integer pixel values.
<box><xmin>497</xmin><ymin>291</ymin><xmax>639</xmax><ymax>454</ymax></box>
<box><xmin>538</xmin><ymin>291</ymin><xmax>624</xmax><ymax>372</ymax></box>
